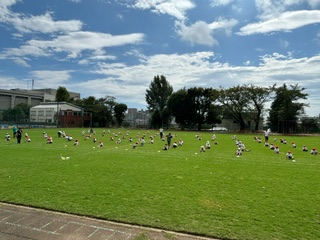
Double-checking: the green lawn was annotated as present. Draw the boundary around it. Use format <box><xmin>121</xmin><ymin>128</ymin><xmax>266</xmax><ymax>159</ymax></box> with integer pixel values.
<box><xmin>1</xmin><ymin>128</ymin><xmax>319</xmax><ymax>240</ymax></box>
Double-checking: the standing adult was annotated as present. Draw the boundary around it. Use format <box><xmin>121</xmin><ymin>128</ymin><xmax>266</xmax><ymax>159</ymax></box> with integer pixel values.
<box><xmin>16</xmin><ymin>127</ymin><xmax>23</xmax><ymax>144</ymax></box>
<box><xmin>159</xmin><ymin>127</ymin><xmax>164</xmax><ymax>139</ymax></box>
<box><xmin>264</xmin><ymin>128</ymin><xmax>270</xmax><ymax>142</ymax></box>
<box><xmin>12</xmin><ymin>125</ymin><xmax>18</xmax><ymax>138</ymax></box>
<box><xmin>166</xmin><ymin>132</ymin><xmax>173</xmax><ymax>148</ymax></box>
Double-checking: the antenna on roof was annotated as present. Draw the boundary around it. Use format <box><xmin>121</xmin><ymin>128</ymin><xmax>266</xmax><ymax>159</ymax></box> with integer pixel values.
<box><xmin>32</xmin><ymin>79</ymin><xmax>34</xmax><ymax>90</ymax></box>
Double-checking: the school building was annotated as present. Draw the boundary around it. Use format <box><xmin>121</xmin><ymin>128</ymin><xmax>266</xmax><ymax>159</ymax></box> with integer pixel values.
<box><xmin>30</xmin><ymin>102</ymin><xmax>92</xmax><ymax>128</ymax></box>
<box><xmin>0</xmin><ymin>88</ymin><xmax>80</xmax><ymax>111</ymax></box>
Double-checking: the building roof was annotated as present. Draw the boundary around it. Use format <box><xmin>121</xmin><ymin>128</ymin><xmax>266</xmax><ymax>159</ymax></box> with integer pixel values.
<box><xmin>30</xmin><ymin>102</ymin><xmax>83</xmax><ymax>112</ymax></box>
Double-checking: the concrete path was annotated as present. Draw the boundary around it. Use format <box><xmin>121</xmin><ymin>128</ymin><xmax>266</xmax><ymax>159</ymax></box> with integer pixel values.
<box><xmin>0</xmin><ymin>202</ymin><xmax>217</xmax><ymax>240</ymax></box>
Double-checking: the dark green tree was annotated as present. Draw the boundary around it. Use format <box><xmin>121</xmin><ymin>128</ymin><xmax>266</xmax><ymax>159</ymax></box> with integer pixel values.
<box><xmin>55</xmin><ymin>86</ymin><xmax>70</xmax><ymax>102</ymax></box>
<box><xmin>218</xmin><ymin>85</ymin><xmax>248</xmax><ymax>130</ymax></box>
<box><xmin>114</xmin><ymin>103</ymin><xmax>128</xmax><ymax>127</ymax></box>
<box><xmin>77</xmin><ymin>96</ymin><xmax>113</xmax><ymax>127</ymax></box>
<box><xmin>206</xmin><ymin>104</ymin><xmax>222</xmax><ymax>126</ymax></box>
<box><xmin>149</xmin><ymin>109</ymin><xmax>162</xmax><ymax>128</ymax></box>
<box><xmin>145</xmin><ymin>75</ymin><xmax>173</xmax><ymax>128</ymax></box>
<box><xmin>246</xmin><ymin>84</ymin><xmax>274</xmax><ymax>131</ymax></box>
<box><xmin>2</xmin><ymin>103</ymin><xmax>30</xmax><ymax>122</ymax></box>
<box><xmin>300</xmin><ymin>116</ymin><xmax>319</xmax><ymax>133</ymax></box>
<box><xmin>268</xmin><ymin>84</ymin><xmax>308</xmax><ymax>133</ymax></box>
<box><xmin>167</xmin><ymin>88</ymin><xmax>195</xmax><ymax>129</ymax></box>
<box><xmin>187</xmin><ymin>87</ymin><xmax>219</xmax><ymax>131</ymax></box>
<box><xmin>167</xmin><ymin>87</ymin><xmax>221</xmax><ymax>130</ymax></box>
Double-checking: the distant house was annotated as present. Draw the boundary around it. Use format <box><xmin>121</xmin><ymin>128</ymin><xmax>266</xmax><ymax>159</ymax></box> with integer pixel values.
<box><xmin>0</xmin><ymin>88</ymin><xmax>80</xmax><ymax>111</ymax></box>
<box><xmin>216</xmin><ymin>118</ymin><xmax>264</xmax><ymax>132</ymax></box>
<box><xmin>30</xmin><ymin>102</ymin><xmax>92</xmax><ymax>128</ymax></box>
<box><xmin>125</xmin><ymin>108</ymin><xmax>150</xmax><ymax>127</ymax></box>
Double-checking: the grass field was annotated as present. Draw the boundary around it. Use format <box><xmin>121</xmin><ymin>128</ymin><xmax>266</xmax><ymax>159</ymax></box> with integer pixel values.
<box><xmin>1</xmin><ymin>128</ymin><xmax>319</xmax><ymax>240</ymax></box>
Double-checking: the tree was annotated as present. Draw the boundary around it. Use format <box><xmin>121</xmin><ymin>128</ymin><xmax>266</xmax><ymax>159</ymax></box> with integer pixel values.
<box><xmin>76</xmin><ymin>96</ymin><xmax>113</xmax><ymax>127</ymax></box>
<box><xmin>300</xmin><ymin>116</ymin><xmax>319</xmax><ymax>133</ymax></box>
<box><xmin>246</xmin><ymin>84</ymin><xmax>274</xmax><ymax>131</ymax></box>
<box><xmin>114</xmin><ymin>103</ymin><xmax>128</xmax><ymax>127</ymax></box>
<box><xmin>268</xmin><ymin>84</ymin><xmax>308</xmax><ymax>133</ymax></box>
<box><xmin>55</xmin><ymin>86</ymin><xmax>70</xmax><ymax>102</ymax></box>
<box><xmin>187</xmin><ymin>87</ymin><xmax>220</xmax><ymax>131</ymax></box>
<box><xmin>2</xmin><ymin>103</ymin><xmax>30</xmax><ymax>122</ymax></box>
<box><xmin>218</xmin><ymin>85</ymin><xmax>248</xmax><ymax>130</ymax></box>
<box><xmin>150</xmin><ymin>109</ymin><xmax>162</xmax><ymax>128</ymax></box>
<box><xmin>167</xmin><ymin>87</ymin><xmax>221</xmax><ymax>130</ymax></box>
<box><xmin>145</xmin><ymin>75</ymin><xmax>173</xmax><ymax>128</ymax></box>
<box><xmin>167</xmin><ymin>88</ymin><xmax>195</xmax><ymax>129</ymax></box>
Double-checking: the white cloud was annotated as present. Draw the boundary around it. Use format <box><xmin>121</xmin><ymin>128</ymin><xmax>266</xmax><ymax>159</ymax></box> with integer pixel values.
<box><xmin>127</xmin><ymin>0</ymin><xmax>195</xmax><ymax>20</ymax></box>
<box><xmin>176</xmin><ymin>21</ymin><xmax>218</xmax><ymax>46</ymax></box>
<box><xmin>0</xmin><ymin>44</ymin><xmax>50</xmax><ymax>59</ymax></box>
<box><xmin>0</xmin><ymin>75</ymin><xmax>29</xmax><ymax>89</ymax></box>
<box><xmin>13</xmin><ymin>58</ymin><xmax>30</xmax><ymax>67</ymax></box>
<box><xmin>255</xmin><ymin>0</ymin><xmax>320</xmax><ymax>20</ymax></box>
<box><xmin>79</xmin><ymin>51</ymin><xmax>320</xmax><ymax>115</ymax></box>
<box><xmin>280</xmin><ymin>39</ymin><xmax>289</xmax><ymax>49</ymax></box>
<box><xmin>243</xmin><ymin>60</ymin><xmax>251</xmax><ymax>66</ymax></box>
<box><xmin>116</xmin><ymin>13</ymin><xmax>123</xmax><ymax>20</ymax></box>
<box><xmin>29</xmin><ymin>31</ymin><xmax>145</xmax><ymax>58</ymax></box>
<box><xmin>0</xmin><ymin>0</ymin><xmax>18</xmax><ymax>21</ymax></box>
<box><xmin>176</xmin><ymin>18</ymin><xmax>238</xmax><ymax>46</ymax></box>
<box><xmin>208</xmin><ymin>17</ymin><xmax>238</xmax><ymax>36</ymax></box>
<box><xmin>307</xmin><ymin>0</ymin><xmax>320</xmax><ymax>8</ymax></box>
<box><xmin>10</xmin><ymin>12</ymin><xmax>83</xmax><ymax>34</ymax></box>
<box><xmin>0</xmin><ymin>2</ymin><xmax>83</xmax><ymax>34</ymax></box>
<box><xmin>210</xmin><ymin>0</ymin><xmax>234</xmax><ymax>7</ymax></box>
<box><xmin>238</xmin><ymin>10</ymin><xmax>320</xmax><ymax>35</ymax></box>
<box><xmin>30</xmin><ymin>70</ymin><xmax>73</xmax><ymax>85</ymax></box>
<box><xmin>1</xmin><ymin>31</ymin><xmax>145</xmax><ymax>64</ymax></box>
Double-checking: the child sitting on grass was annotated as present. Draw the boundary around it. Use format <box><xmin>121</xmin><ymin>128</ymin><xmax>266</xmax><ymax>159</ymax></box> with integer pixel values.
<box><xmin>310</xmin><ymin>148</ymin><xmax>318</xmax><ymax>155</ymax></box>
<box><xmin>302</xmin><ymin>145</ymin><xmax>308</xmax><ymax>152</ymax></box>
<box><xmin>235</xmin><ymin>148</ymin><xmax>242</xmax><ymax>156</ymax></box>
<box><xmin>286</xmin><ymin>150</ymin><xmax>294</xmax><ymax>160</ymax></box>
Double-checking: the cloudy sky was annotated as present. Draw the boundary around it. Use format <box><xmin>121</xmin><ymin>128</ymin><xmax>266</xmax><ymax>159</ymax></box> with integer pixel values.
<box><xmin>1</xmin><ymin>0</ymin><xmax>320</xmax><ymax>116</ymax></box>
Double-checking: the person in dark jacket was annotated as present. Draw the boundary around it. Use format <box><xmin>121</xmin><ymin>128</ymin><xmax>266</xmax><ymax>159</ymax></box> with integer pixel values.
<box><xmin>16</xmin><ymin>127</ymin><xmax>23</xmax><ymax>144</ymax></box>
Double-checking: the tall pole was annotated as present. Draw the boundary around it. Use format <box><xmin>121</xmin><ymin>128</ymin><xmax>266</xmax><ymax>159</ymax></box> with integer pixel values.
<box><xmin>56</xmin><ymin>102</ymin><xmax>59</xmax><ymax>128</ymax></box>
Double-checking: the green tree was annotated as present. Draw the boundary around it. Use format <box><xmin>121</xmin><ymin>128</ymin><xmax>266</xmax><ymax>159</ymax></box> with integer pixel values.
<box><xmin>167</xmin><ymin>88</ymin><xmax>195</xmax><ymax>129</ymax></box>
<box><xmin>167</xmin><ymin>87</ymin><xmax>221</xmax><ymax>130</ymax></box>
<box><xmin>218</xmin><ymin>85</ymin><xmax>248</xmax><ymax>130</ymax></box>
<box><xmin>145</xmin><ymin>75</ymin><xmax>173</xmax><ymax>128</ymax></box>
<box><xmin>76</xmin><ymin>96</ymin><xmax>114</xmax><ymax>127</ymax></box>
<box><xmin>268</xmin><ymin>84</ymin><xmax>308</xmax><ymax>133</ymax></box>
<box><xmin>114</xmin><ymin>103</ymin><xmax>128</xmax><ymax>127</ymax></box>
<box><xmin>300</xmin><ymin>116</ymin><xmax>319</xmax><ymax>133</ymax></box>
<box><xmin>150</xmin><ymin>109</ymin><xmax>162</xmax><ymax>128</ymax></box>
<box><xmin>187</xmin><ymin>87</ymin><xmax>219</xmax><ymax>131</ymax></box>
<box><xmin>2</xmin><ymin>103</ymin><xmax>30</xmax><ymax>122</ymax></box>
<box><xmin>55</xmin><ymin>86</ymin><xmax>70</xmax><ymax>102</ymax></box>
<box><xmin>246</xmin><ymin>84</ymin><xmax>274</xmax><ymax>131</ymax></box>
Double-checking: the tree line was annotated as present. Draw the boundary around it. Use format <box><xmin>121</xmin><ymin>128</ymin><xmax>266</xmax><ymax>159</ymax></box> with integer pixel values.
<box><xmin>1</xmin><ymin>79</ymin><xmax>318</xmax><ymax>133</ymax></box>
<box><xmin>55</xmin><ymin>86</ymin><xmax>128</xmax><ymax>127</ymax></box>
<box><xmin>146</xmin><ymin>75</ymin><xmax>318</xmax><ymax>133</ymax></box>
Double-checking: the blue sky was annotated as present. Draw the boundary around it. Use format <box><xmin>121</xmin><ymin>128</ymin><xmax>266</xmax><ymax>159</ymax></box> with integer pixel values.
<box><xmin>1</xmin><ymin>0</ymin><xmax>320</xmax><ymax>116</ymax></box>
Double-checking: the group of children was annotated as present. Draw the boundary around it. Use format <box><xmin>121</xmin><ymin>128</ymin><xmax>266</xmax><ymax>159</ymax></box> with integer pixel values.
<box><xmin>233</xmin><ymin>136</ymin><xmax>249</xmax><ymax>156</ymax></box>
<box><xmin>4</xmin><ymin>131</ymin><xmax>31</xmax><ymax>143</ymax></box>
<box><xmin>4</xmin><ymin>127</ymin><xmax>319</xmax><ymax>161</ymax></box>
<box><xmin>252</xmin><ymin>130</ymin><xmax>319</xmax><ymax>160</ymax></box>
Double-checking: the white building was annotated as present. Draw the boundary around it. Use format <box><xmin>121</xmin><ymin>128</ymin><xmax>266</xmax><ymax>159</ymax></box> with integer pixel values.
<box><xmin>125</xmin><ymin>108</ymin><xmax>150</xmax><ymax>127</ymax></box>
<box><xmin>30</xmin><ymin>102</ymin><xmax>91</xmax><ymax>127</ymax></box>
<box><xmin>0</xmin><ymin>88</ymin><xmax>80</xmax><ymax>111</ymax></box>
